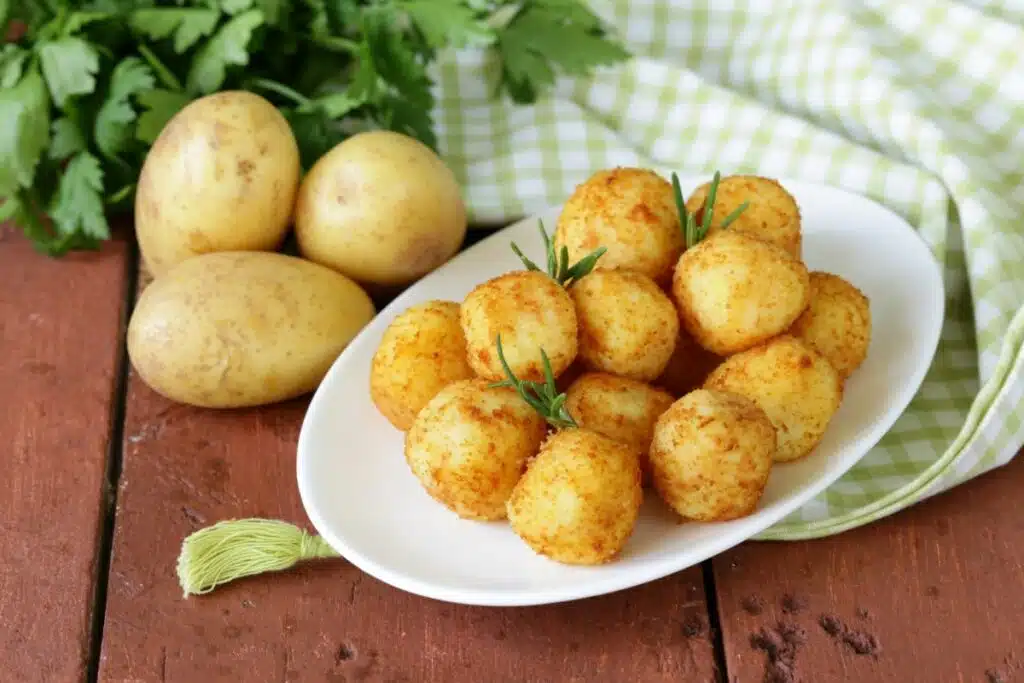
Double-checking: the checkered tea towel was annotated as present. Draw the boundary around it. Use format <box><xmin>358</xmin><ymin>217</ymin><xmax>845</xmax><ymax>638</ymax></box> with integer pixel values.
<box><xmin>428</xmin><ymin>0</ymin><xmax>1024</xmax><ymax>539</ymax></box>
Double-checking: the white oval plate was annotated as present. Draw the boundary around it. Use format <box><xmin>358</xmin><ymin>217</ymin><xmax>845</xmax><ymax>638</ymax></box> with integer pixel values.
<box><xmin>297</xmin><ymin>177</ymin><xmax>944</xmax><ymax>607</ymax></box>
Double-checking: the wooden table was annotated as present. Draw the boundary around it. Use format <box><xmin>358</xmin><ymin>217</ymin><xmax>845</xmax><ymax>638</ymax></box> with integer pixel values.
<box><xmin>4</xmin><ymin>223</ymin><xmax>1023</xmax><ymax>683</ymax></box>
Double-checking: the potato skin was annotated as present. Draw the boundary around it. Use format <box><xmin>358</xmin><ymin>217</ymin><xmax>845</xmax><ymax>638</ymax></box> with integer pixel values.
<box><xmin>654</xmin><ymin>326</ymin><xmax>723</xmax><ymax>398</ymax></box>
<box><xmin>565</xmin><ymin>372</ymin><xmax>675</xmax><ymax>483</ymax></box>
<box><xmin>570</xmin><ymin>269</ymin><xmax>678</xmax><ymax>381</ymax></box>
<box><xmin>554</xmin><ymin>167</ymin><xmax>684</xmax><ymax>284</ymax></box>
<box><xmin>686</xmin><ymin>175</ymin><xmax>802</xmax><ymax>258</ymax></box>
<box><xmin>672</xmin><ymin>230</ymin><xmax>810</xmax><ymax>355</ymax></box>
<box><xmin>404</xmin><ymin>380</ymin><xmax>547</xmax><ymax>521</ymax></box>
<box><xmin>460</xmin><ymin>270</ymin><xmax>578</xmax><ymax>382</ymax></box>
<box><xmin>507</xmin><ymin>429</ymin><xmax>642</xmax><ymax>565</ymax></box>
<box><xmin>704</xmin><ymin>335</ymin><xmax>842</xmax><ymax>462</ymax></box>
<box><xmin>135</xmin><ymin>91</ymin><xmax>301</xmax><ymax>277</ymax></box>
<box><xmin>127</xmin><ymin>251</ymin><xmax>375</xmax><ymax>408</ymax></box>
<box><xmin>650</xmin><ymin>389</ymin><xmax>776</xmax><ymax>521</ymax></box>
<box><xmin>370</xmin><ymin>300</ymin><xmax>474</xmax><ymax>431</ymax></box>
<box><xmin>294</xmin><ymin>130</ymin><xmax>467</xmax><ymax>287</ymax></box>
<box><xmin>788</xmin><ymin>271</ymin><xmax>871</xmax><ymax>380</ymax></box>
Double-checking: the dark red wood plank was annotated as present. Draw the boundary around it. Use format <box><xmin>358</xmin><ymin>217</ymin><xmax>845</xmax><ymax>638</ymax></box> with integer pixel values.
<box><xmin>715</xmin><ymin>451</ymin><xmax>1024</xmax><ymax>683</ymax></box>
<box><xmin>100</xmin><ymin>297</ymin><xmax>718</xmax><ymax>682</ymax></box>
<box><xmin>0</xmin><ymin>225</ymin><xmax>130</xmax><ymax>682</ymax></box>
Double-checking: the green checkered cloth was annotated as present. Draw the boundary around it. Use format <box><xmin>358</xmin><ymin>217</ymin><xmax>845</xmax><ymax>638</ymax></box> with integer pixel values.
<box><xmin>429</xmin><ymin>0</ymin><xmax>1024</xmax><ymax>539</ymax></box>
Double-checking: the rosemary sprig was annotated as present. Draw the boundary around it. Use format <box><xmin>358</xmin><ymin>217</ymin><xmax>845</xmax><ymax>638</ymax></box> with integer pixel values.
<box><xmin>510</xmin><ymin>220</ymin><xmax>607</xmax><ymax>287</ymax></box>
<box><xmin>489</xmin><ymin>335</ymin><xmax>577</xmax><ymax>429</ymax></box>
<box><xmin>671</xmin><ymin>170</ymin><xmax>750</xmax><ymax>248</ymax></box>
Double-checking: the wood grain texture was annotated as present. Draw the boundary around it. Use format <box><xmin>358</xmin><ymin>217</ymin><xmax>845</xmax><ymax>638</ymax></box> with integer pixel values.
<box><xmin>0</xmin><ymin>225</ymin><xmax>129</xmax><ymax>683</ymax></box>
<box><xmin>714</xmin><ymin>452</ymin><xmax>1024</xmax><ymax>683</ymax></box>
<box><xmin>100</xmin><ymin>375</ymin><xmax>718</xmax><ymax>683</ymax></box>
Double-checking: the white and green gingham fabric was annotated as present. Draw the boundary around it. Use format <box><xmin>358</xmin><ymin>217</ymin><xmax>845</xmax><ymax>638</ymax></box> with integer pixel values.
<box><xmin>429</xmin><ymin>0</ymin><xmax>1024</xmax><ymax>539</ymax></box>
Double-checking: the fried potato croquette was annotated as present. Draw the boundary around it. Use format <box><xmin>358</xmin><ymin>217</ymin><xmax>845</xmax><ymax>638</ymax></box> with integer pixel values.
<box><xmin>370</xmin><ymin>300</ymin><xmax>474</xmax><ymax>431</ymax></box>
<box><xmin>672</xmin><ymin>230</ymin><xmax>810</xmax><ymax>355</ymax></box>
<box><xmin>654</xmin><ymin>325</ymin><xmax>723</xmax><ymax>398</ymax></box>
<box><xmin>704</xmin><ymin>335</ymin><xmax>842</xmax><ymax>462</ymax></box>
<box><xmin>649</xmin><ymin>389</ymin><xmax>776</xmax><ymax>521</ymax></box>
<box><xmin>686</xmin><ymin>175</ymin><xmax>802</xmax><ymax>258</ymax></box>
<box><xmin>507</xmin><ymin>428</ymin><xmax>643</xmax><ymax>565</ymax></box>
<box><xmin>460</xmin><ymin>270</ymin><xmax>578</xmax><ymax>382</ymax></box>
<box><xmin>570</xmin><ymin>269</ymin><xmax>678</xmax><ymax>381</ymax></box>
<box><xmin>554</xmin><ymin>167</ymin><xmax>684</xmax><ymax>284</ymax></box>
<box><xmin>788</xmin><ymin>271</ymin><xmax>871</xmax><ymax>380</ymax></box>
<box><xmin>404</xmin><ymin>379</ymin><xmax>548</xmax><ymax>521</ymax></box>
<box><xmin>565</xmin><ymin>372</ymin><xmax>675</xmax><ymax>483</ymax></box>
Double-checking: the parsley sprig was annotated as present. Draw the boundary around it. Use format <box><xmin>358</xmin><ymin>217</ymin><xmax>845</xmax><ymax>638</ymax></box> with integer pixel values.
<box><xmin>509</xmin><ymin>219</ymin><xmax>606</xmax><ymax>287</ymax></box>
<box><xmin>671</xmin><ymin>170</ymin><xmax>749</xmax><ymax>248</ymax></box>
<box><xmin>0</xmin><ymin>1</ymin><xmax>630</xmax><ymax>256</ymax></box>
<box><xmin>489</xmin><ymin>335</ymin><xmax>577</xmax><ymax>429</ymax></box>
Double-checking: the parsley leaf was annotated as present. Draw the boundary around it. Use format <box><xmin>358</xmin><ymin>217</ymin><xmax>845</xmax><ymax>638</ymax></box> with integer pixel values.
<box><xmin>186</xmin><ymin>9</ymin><xmax>264</xmax><ymax>95</ymax></box>
<box><xmin>0</xmin><ymin>194</ymin><xmax>20</xmax><ymax>223</ymax></box>
<box><xmin>302</xmin><ymin>0</ymin><xmax>330</xmax><ymax>38</ymax></box>
<box><xmin>285</xmin><ymin>108</ymin><xmax>349</xmax><ymax>169</ymax></box>
<box><xmin>63</xmin><ymin>11</ymin><xmax>113</xmax><ymax>36</ymax></box>
<box><xmin>0</xmin><ymin>44</ymin><xmax>29</xmax><ymax>88</ymax></box>
<box><xmin>130</xmin><ymin>8</ymin><xmax>221</xmax><ymax>54</ymax></box>
<box><xmin>5</xmin><ymin>191</ymin><xmax>73</xmax><ymax>255</ymax></box>
<box><xmin>37</xmin><ymin>37</ymin><xmax>101</xmax><ymax>108</ymax></box>
<box><xmin>49</xmin><ymin>151</ymin><xmax>109</xmax><ymax>243</ymax></box>
<box><xmin>253</xmin><ymin>0</ymin><xmax>286</xmax><ymax>26</ymax></box>
<box><xmin>135</xmin><ymin>88</ymin><xmax>192</xmax><ymax>144</ymax></box>
<box><xmin>49</xmin><ymin>117</ymin><xmax>87</xmax><ymax>161</ymax></box>
<box><xmin>95</xmin><ymin>57</ymin><xmax>156</xmax><ymax>160</ymax></box>
<box><xmin>494</xmin><ymin>0</ymin><xmax>630</xmax><ymax>103</ymax></box>
<box><xmin>0</xmin><ymin>67</ymin><xmax>51</xmax><ymax>196</ymax></box>
<box><xmin>399</xmin><ymin>0</ymin><xmax>494</xmax><ymax>49</ymax></box>
<box><xmin>360</xmin><ymin>8</ymin><xmax>436</xmax><ymax>147</ymax></box>
<box><xmin>307</xmin><ymin>91</ymin><xmax>365</xmax><ymax>118</ymax></box>
<box><xmin>220</xmin><ymin>0</ymin><xmax>253</xmax><ymax>15</ymax></box>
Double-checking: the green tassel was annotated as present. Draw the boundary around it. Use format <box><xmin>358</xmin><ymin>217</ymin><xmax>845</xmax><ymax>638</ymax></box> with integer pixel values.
<box><xmin>176</xmin><ymin>518</ymin><xmax>340</xmax><ymax>597</ymax></box>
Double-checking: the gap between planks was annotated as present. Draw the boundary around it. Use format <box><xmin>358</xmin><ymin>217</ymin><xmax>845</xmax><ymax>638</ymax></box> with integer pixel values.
<box><xmin>85</xmin><ymin>241</ymin><xmax>140</xmax><ymax>683</ymax></box>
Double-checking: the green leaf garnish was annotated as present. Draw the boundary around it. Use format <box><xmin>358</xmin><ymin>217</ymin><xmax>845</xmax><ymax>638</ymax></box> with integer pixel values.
<box><xmin>510</xmin><ymin>219</ymin><xmax>606</xmax><ymax>287</ymax></box>
<box><xmin>489</xmin><ymin>335</ymin><xmax>577</xmax><ymax>430</ymax></box>
<box><xmin>672</xmin><ymin>170</ymin><xmax>750</xmax><ymax>248</ymax></box>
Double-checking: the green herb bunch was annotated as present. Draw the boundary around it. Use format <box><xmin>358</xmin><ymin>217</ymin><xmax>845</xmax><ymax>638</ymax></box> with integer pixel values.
<box><xmin>0</xmin><ymin>0</ymin><xmax>630</xmax><ymax>255</ymax></box>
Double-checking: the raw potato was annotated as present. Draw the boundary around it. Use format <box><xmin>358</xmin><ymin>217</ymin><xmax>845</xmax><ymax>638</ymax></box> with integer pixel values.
<box><xmin>788</xmin><ymin>271</ymin><xmax>872</xmax><ymax>380</ymax></box>
<box><xmin>404</xmin><ymin>380</ymin><xmax>547</xmax><ymax>521</ymax></box>
<box><xmin>554</xmin><ymin>167</ymin><xmax>684</xmax><ymax>284</ymax></box>
<box><xmin>570</xmin><ymin>269</ymin><xmax>678</xmax><ymax>381</ymax></box>
<box><xmin>295</xmin><ymin>130</ymin><xmax>467</xmax><ymax>288</ymax></box>
<box><xmin>649</xmin><ymin>389</ymin><xmax>776</xmax><ymax>521</ymax></box>
<box><xmin>672</xmin><ymin>230</ymin><xmax>810</xmax><ymax>355</ymax></box>
<box><xmin>654</xmin><ymin>326</ymin><xmax>723</xmax><ymax>398</ymax></box>
<box><xmin>704</xmin><ymin>335</ymin><xmax>842</xmax><ymax>462</ymax></box>
<box><xmin>135</xmin><ymin>91</ymin><xmax>301</xmax><ymax>277</ymax></box>
<box><xmin>565</xmin><ymin>372</ymin><xmax>675</xmax><ymax>482</ymax></box>
<box><xmin>686</xmin><ymin>175</ymin><xmax>802</xmax><ymax>258</ymax></box>
<box><xmin>127</xmin><ymin>251</ymin><xmax>375</xmax><ymax>408</ymax></box>
<box><xmin>370</xmin><ymin>300</ymin><xmax>474</xmax><ymax>431</ymax></box>
<box><xmin>507</xmin><ymin>429</ymin><xmax>642</xmax><ymax>565</ymax></box>
<box><xmin>460</xmin><ymin>271</ymin><xmax>578</xmax><ymax>382</ymax></box>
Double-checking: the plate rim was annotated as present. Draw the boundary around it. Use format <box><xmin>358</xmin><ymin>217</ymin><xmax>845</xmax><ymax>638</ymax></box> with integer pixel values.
<box><xmin>296</xmin><ymin>177</ymin><xmax>946</xmax><ymax>607</ymax></box>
